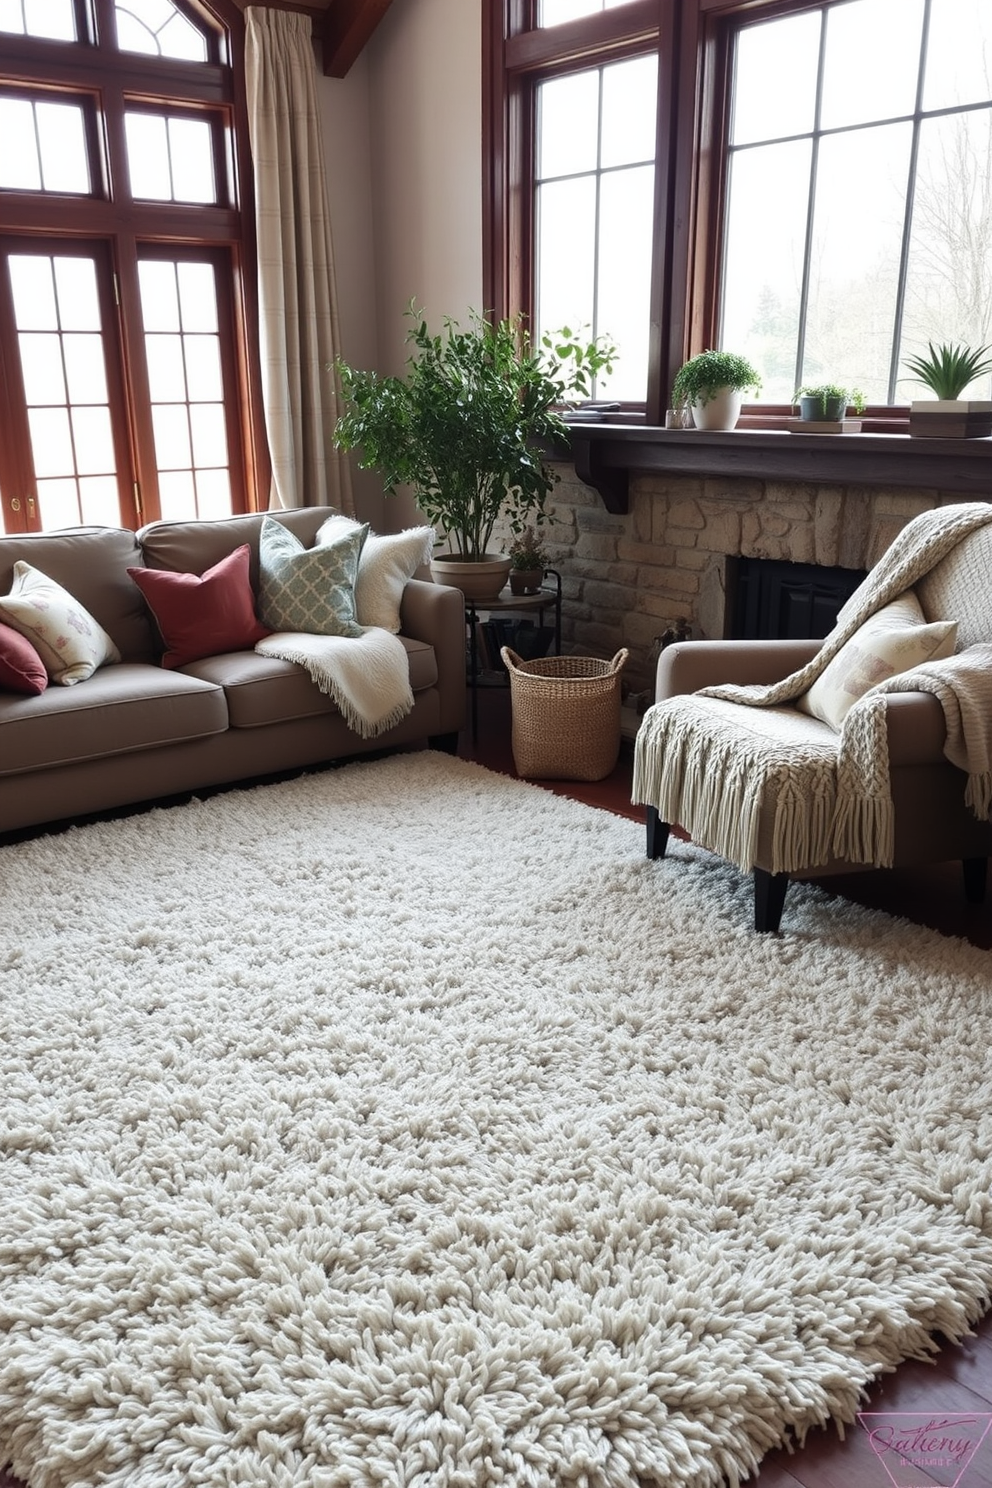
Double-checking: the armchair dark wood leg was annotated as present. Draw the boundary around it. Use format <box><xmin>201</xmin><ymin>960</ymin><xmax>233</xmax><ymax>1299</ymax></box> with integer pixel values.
<box><xmin>962</xmin><ymin>856</ymin><xmax>988</xmax><ymax>904</ymax></box>
<box><xmin>753</xmin><ymin>869</ymin><xmax>789</xmax><ymax>933</ymax></box>
<box><xmin>646</xmin><ymin>805</ymin><xmax>671</xmax><ymax>861</ymax></box>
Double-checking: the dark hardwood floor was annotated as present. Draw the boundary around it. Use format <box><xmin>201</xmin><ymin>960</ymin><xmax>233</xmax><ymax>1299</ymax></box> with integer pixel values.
<box><xmin>2</xmin><ymin>687</ymin><xmax>989</xmax><ymax>1488</ymax></box>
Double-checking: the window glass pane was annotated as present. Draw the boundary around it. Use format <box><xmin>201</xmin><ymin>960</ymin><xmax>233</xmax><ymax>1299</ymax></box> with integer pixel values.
<box><xmin>71</xmin><ymin>406</ymin><xmax>115</xmax><ymax>475</ymax></box>
<box><xmin>0</xmin><ymin>99</ymin><xmax>41</xmax><ymax>188</ymax></box>
<box><xmin>158</xmin><ymin>469</ymin><xmax>195</xmax><ymax>521</ymax></box>
<box><xmin>537</xmin><ymin>72</ymin><xmax>599</xmax><ymax>179</ymax></box>
<box><xmin>185</xmin><ymin>337</ymin><xmax>223</xmax><ymax>401</ymax></box>
<box><xmin>54</xmin><ymin>258</ymin><xmax>101</xmax><ymax>332</ymax></box>
<box><xmin>125</xmin><ymin>113</ymin><xmax>173</xmax><ymax>199</ymax></box>
<box><xmin>63</xmin><ymin>334</ymin><xmax>108</xmax><ymax>403</ymax></box>
<box><xmin>535</xmin><ymin>177</ymin><xmax>597</xmax><ymax>345</ymax></box>
<box><xmin>600</xmin><ymin>54</ymin><xmax>656</xmax><ymax>169</ymax></box>
<box><xmin>899</xmin><ymin>107</ymin><xmax>992</xmax><ymax>400</ymax></box>
<box><xmin>146</xmin><ymin>334</ymin><xmax>187</xmax><ymax>400</ymax></box>
<box><xmin>115</xmin><ymin>0</ymin><xmax>207</xmax><ymax>62</ymax></box>
<box><xmin>138</xmin><ymin>260</ymin><xmax>181</xmax><ymax>332</ymax></box>
<box><xmin>539</xmin><ymin>0</ymin><xmax>631</xmax><ymax>24</ymax></box>
<box><xmin>194</xmin><ymin>468</ymin><xmax>232</xmax><ymax>521</ymax></box>
<box><xmin>0</xmin><ymin>0</ymin><xmax>75</xmax><ymax>39</ymax></box>
<box><xmin>35</xmin><ymin>477</ymin><xmax>81</xmax><ymax>530</ymax></box>
<box><xmin>17</xmin><ymin>333</ymin><xmax>66</xmax><ymax>404</ymax></box>
<box><xmin>178</xmin><ymin>261</ymin><xmax>219</xmax><ymax>332</ymax></box>
<box><xmin>820</xmin><ymin>0</ymin><xmax>924</xmax><ymax>131</ymax></box>
<box><xmin>8</xmin><ymin>256</ymin><xmax>58</xmax><ymax>329</ymax></box>
<box><xmin>190</xmin><ymin>403</ymin><xmax>227</xmax><ymax>467</ymax></box>
<box><xmin>36</xmin><ymin>101</ymin><xmax>90</xmax><ymax>193</ymax></box>
<box><xmin>924</xmin><ymin>0</ymin><xmax>992</xmax><ymax>110</ymax></box>
<box><xmin>79</xmin><ymin>476</ymin><xmax>122</xmax><ymax>527</ymax></box>
<box><xmin>28</xmin><ymin>407</ymin><xmax>74</xmax><ymax>478</ymax></box>
<box><xmin>721</xmin><ymin>139</ymin><xmax>812</xmax><ymax>402</ymax></box>
<box><xmin>168</xmin><ymin>118</ymin><xmax>215</xmax><ymax>204</ymax></box>
<box><xmin>804</xmin><ymin>122</ymin><xmax>911</xmax><ymax>402</ymax></box>
<box><xmin>596</xmin><ymin>164</ymin><xmax>653</xmax><ymax>400</ymax></box>
<box><xmin>152</xmin><ymin>404</ymin><xmax>192</xmax><ymax>469</ymax></box>
<box><xmin>732</xmin><ymin>11</ymin><xmax>819</xmax><ymax>147</ymax></box>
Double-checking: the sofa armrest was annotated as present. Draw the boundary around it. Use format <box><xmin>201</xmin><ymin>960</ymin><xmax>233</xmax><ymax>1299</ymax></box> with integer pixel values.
<box><xmin>399</xmin><ymin>577</ymin><xmax>466</xmax><ymax>736</ymax></box>
<box><xmin>656</xmin><ymin>639</ymin><xmax>822</xmax><ymax>699</ymax></box>
<box><xmin>883</xmin><ymin>692</ymin><xmax>949</xmax><ymax>766</ymax></box>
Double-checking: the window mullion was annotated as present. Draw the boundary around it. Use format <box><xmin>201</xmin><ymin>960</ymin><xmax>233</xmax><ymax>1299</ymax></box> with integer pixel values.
<box><xmin>792</xmin><ymin>4</ymin><xmax>827</xmax><ymax>392</ymax></box>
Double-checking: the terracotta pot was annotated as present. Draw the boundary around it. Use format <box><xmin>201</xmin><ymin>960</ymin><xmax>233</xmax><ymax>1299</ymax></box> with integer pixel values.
<box><xmin>430</xmin><ymin>553</ymin><xmax>511</xmax><ymax>602</ymax></box>
<box><xmin>509</xmin><ymin>568</ymin><xmax>544</xmax><ymax>596</ymax></box>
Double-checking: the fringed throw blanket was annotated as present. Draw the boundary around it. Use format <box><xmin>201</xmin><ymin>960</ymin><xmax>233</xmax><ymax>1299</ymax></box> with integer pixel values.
<box><xmin>256</xmin><ymin>628</ymin><xmax>414</xmax><ymax>739</ymax></box>
<box><xmin>633</xmin><ymin>503</ymin><xmax>992</xmax><ymax>874</ymax></box>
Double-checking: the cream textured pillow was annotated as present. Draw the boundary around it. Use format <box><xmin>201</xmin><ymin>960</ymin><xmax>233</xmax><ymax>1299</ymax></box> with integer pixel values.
<box><xmin>0</xmin><ymin>561</ymin><xmax>120</xmax><ymax>685</ymax></box>
<box><xmin>317</xmin><ymin>517</ymin><xmax>435</xmax><ymax>633</ymax></box>
<box><xmin>796</xmin><ymin>592</ymin><xmax>957</xmax><ymax>730</ymax></box>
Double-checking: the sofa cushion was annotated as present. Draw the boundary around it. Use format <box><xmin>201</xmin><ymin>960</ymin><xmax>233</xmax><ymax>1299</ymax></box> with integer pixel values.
<box><xmin>0</xmin><ymin>622</ymin><xmax>48</xmax><ymax>696</ymax></box>
<box><xmin>128</xmin><ymin>545</ymin><xmax>270</xmax><ymax>667</ymax></box>
<box><xmin>0</xmin><ymin>526</ymin><xmax>155</xmax><ymax>662</ymax></box>
<box><xmin>0</xmin><ymin>562</ymin><xmax>122</xmax><ymax>685</ymax></box>
<box><xmin>257</xmin><ymin>517</ymin><xmax>367</xmax><ymax>637</ymax></box>
<box><xmin>0</xmin><ymin>664</ymin><xmax>227</xmax><ymax>777</ymax></box>
<box><xmin>317</xmin><ymin>516</ymin><xmax>435</xmax><ymax>633</ymax></box>
<box><xmin>138</xmin><ymin>507</ymin><xmax>344</xmax><ymax>587</ymax></box>
<box><xmin>183</xmin><ymin>637</ymin><xmax>437</xmax><ymax>728</ymax></box>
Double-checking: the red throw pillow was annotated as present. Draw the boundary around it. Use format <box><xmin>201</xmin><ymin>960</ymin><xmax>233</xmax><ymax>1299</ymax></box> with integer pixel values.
<box><xmin>0</xmin><ymin>620</ymin><xmax>48</xmax><ymax>695</ymax></box>
<box><xmin>128</xmin><ymin>544</ymin><xmax>270</xmax><ymax>668</ymax></box>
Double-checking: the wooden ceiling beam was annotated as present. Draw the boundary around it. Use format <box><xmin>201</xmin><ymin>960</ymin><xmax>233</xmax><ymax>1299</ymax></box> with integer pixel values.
<box><xmin>321</xmin><ymin>0</ymin><xmax>393</xmax><ymax>76</ymax></box>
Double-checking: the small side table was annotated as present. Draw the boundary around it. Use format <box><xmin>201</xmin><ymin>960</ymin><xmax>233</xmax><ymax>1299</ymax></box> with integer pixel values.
<box><xmin>465</xmin><ymin>569</ymin><xmax>562</xmax><ymax>742</ymax></box>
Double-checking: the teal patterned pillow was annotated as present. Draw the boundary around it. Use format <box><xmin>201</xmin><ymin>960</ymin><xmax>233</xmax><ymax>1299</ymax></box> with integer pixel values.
<box><xmin>258</xmin><ymin>517</ymin><xmax>368</xmax><ymax>637</ymax></box>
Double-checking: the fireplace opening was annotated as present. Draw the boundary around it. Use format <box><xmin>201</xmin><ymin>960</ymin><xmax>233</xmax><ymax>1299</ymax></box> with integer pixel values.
<box><xmin>728</xmin><ymin>557</ymin><xmax>866</xmax><ymax>641</ymax></box>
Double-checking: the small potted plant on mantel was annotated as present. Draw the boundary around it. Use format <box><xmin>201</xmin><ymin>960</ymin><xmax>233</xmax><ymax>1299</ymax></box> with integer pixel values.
<box><xmin>670</xmin><ymin>350</ymin><xmax>762</xmax><ymax>431</ymax></box>
<box><xmin>793</xmin><ymin>384</ymin><xmax>867</xmax><ymax>429</ymax></box>
<box><xmin>904</xmin><ymin>340</ymin><xmax>992</xmax><ymax>438</ymax></box>
<box><xmin>333</xmin><ymin>304</ymin><xmax>616</xmax><ymax>602</ymax></box>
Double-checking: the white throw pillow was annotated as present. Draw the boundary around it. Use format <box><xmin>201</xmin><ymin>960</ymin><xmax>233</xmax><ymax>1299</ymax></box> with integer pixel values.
<box><xmin>317</xmin><ymin>517</ymin><xmax>435</xmax><ymax>633</ymax></box>
<box><xmin>0</xmin><ymin>561</ymin><xmax>120</xmax><ymax>685</ymax></box>
<box><xmin>796</xmin><ymin>591</ymin><xmax>957</xmax><ymax>730</ymax></box>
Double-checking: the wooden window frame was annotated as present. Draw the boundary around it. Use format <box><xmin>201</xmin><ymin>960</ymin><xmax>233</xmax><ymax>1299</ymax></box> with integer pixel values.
<box><xmin>0</xmin><ymin>0</ymin><xmax>268</xmax><ymax>533</ymax></box>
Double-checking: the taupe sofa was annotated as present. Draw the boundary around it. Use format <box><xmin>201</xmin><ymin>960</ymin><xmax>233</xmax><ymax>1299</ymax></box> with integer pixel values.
<box><xmin>0</xmin><ymin>506</ymin><xmax>466</xmax><ymax>837</ymax></box>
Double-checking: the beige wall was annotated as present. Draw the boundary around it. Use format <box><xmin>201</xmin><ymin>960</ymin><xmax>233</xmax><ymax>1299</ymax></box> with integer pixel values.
<box><xmin>319</xmin><ymin>0</ymin><xmax>483</xmax><ymax>528</ymax></box>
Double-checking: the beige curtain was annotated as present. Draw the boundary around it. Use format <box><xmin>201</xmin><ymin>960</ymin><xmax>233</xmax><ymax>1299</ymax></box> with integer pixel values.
<box><xmin>244</xmin><ymin>7</ymin><xmax>354</xmax><ymax>513</ymax></box>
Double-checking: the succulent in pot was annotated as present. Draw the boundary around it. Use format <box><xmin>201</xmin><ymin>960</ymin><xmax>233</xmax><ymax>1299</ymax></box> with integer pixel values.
<box><xmin>507</xmin><ymin>525</ymin><xmax>548</xmax><ymax>595</ymax></box>
<box><xmin>793</xmin><ymin>384</ymin><xmax>866</xmax><ymax>421</ymax></box>
<box><xmin>903</xmin><ymin>340</ymin><xmax>992</xmax><ymax>438</ymax></box>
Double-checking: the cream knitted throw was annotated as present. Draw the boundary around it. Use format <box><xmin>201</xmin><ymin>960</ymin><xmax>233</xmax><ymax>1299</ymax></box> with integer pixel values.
<box><xmin>632</xmin><ymin>503</ymin><xmax>992</xmax><ymax>875</ymax></box>
<box><xmin>255</xmin><ymin>627</ymin><xmax>414</xmax><ymax>739</ymax></box>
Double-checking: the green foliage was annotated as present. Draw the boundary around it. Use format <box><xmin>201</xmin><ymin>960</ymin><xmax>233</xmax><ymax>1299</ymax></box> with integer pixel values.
<box><xmin>333</xmin><ymin>305</ymin><xmax>617</xmax><ymax>558</ymax></box>
<box><xmin>671</xmin><ymin>350</ymin><xmax>762</xmax><ymax>409</ymax></box>
<box><xmin>794</xmin><ymin>384</ymin><xmax>866</xmax><ymax>415</ymax></box>
<box><xmin>903</xmin><ymin>341</ymin><xmax>992</xmax><ymax>400</ymax></box>
<box><xmin>508</xmin><ymin>525</ymin><xmax>548</xmax><ymax>571</ymax></box>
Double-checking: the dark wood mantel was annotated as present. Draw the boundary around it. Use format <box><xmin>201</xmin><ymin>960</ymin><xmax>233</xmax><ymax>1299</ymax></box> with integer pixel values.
<box><xmin>565</xmin><ymin>423</ymin><xmax>992</xmax><ymax>515</ymax></box>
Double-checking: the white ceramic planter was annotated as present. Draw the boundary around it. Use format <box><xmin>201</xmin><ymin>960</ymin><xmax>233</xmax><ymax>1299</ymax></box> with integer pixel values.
<box><xmin>690</xmin><ymin>386</ymin><xmax>743</xmax><ymax>431</ymax></box>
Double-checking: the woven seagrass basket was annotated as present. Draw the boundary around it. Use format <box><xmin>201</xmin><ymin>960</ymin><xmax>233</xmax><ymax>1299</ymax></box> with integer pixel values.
<box><xmin>500</xmin><ymin>647</ymin><xmax>629</xmax><ymax>781</ymax></box>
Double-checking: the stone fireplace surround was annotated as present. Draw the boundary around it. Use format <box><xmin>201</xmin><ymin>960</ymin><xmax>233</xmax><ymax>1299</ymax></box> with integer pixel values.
<box><xmin>523</xmin><ymin>467</ymin><xmax>977</xmax><ymax>695</ymax></box>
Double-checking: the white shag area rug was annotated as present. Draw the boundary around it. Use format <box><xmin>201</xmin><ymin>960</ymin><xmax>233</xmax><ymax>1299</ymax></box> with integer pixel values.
<box><xmin>1</xmin><ymin>751</ymin><xmax>991</xmax><ymax>1488</ymax></box>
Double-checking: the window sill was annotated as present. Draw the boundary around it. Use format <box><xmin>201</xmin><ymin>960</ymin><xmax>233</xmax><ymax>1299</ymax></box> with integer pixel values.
<box><xmin>563</xmin><ymin>422</ymin><xmax>992</xmax><ymax>514</ymax></box>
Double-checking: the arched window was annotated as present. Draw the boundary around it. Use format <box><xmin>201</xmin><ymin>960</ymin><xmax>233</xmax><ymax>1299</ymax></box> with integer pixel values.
<box><xmin>0</xmin><ymin>0</ymin><xmax>266</xmax><ymax>533</ymax></box>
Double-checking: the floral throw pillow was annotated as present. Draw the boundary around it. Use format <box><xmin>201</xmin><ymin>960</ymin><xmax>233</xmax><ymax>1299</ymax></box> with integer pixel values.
<box><xmin>0</xmin><ymin>562</ymin><xmax>121</xmax><ymax>685</ymax></box>
<box><xmin>257</xmin><ymin>517</ymin><xmax>368</xmax><ymax>637</ymax></box>
<box><xmin>796</xmin><ymin>591</ymin><xmax>957</xmax><ymax>731</ymax></box>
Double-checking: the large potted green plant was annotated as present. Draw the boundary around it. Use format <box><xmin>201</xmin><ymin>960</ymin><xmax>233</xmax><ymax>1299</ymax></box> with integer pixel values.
<box><xmin>904</xmin><ymin>340</ymin><xmax>992</xmax><ymax>438</ymax></box>
<box><xmin>333</xmin><ymin>306</ymin><xmax>615</xmax><ymax>601</ymax></box>
<box><xmin>670</xmin><ymin>350</ymin><xmax>761</xmax><ymax>431</ymax></box>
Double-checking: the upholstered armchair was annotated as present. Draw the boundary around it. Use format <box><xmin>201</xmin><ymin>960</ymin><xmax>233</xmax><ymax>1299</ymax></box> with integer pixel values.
<box><xmin>632</xmin><ymin>505</ymin><xmax>992</xmax><ymax>933</ymax></box>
